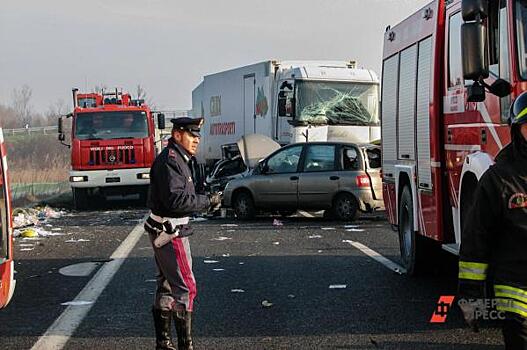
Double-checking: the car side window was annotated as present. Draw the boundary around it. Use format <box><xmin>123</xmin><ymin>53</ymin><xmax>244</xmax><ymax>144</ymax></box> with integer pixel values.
<box><xmin>341</xmin><ymin>146</ymin><xmax>360</xmax><ymax>171</ymax></box>
<box><xmin>366</xmin><ymin>148</ymin><xmax>381</xmax><ymax>169</ymax></box>
<box><xmin>266</xmin><ymin>145</ymin><xmax>303</xmax><ymax>174</ymax></box>
<box><xmin>303</xmin><ymin>145</ymin><xmax>336</xmax><ymax>172</ymax></box>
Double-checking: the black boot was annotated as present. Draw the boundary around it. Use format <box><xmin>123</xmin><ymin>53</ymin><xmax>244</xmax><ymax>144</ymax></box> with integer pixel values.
<box><xmin>173</xmin><ymin>310</ymin><xmax>193</xmax><ymax>350</ymax></box>
<box><xmin>152</xmin><ymin>307</ymin><xmax>177</xmax><ymax>350</ymax></box>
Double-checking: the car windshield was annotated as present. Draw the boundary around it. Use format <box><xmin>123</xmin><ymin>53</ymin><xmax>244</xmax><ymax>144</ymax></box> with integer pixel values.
<box><xmin>516</xmin><ymin>0</ymin><xmax>527</xmax><ymax>79</ymax></box>
<box><xmin>295</xmin><ymin>81</ymin><xmax>379</xmax><ymax>126</ymax></box>
<box><xmin>74</xmin><ymin>111</ymin><xmax>148</xmax><ymax>140</ymax></box>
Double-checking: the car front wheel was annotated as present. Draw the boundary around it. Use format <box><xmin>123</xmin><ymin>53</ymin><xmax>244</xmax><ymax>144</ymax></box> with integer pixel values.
<box><xmin>233</xmin><ymin>192</ymin><xmax>256</xmax><ymax>220</ymax></box>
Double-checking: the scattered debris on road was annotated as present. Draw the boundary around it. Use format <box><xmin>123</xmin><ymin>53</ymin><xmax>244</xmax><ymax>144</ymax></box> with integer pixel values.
<box><xmin>261</xmin><ymin>300</ymin><xmax>273</xmax><ymax>308</ymax></box>
<box><xmin>272</xmin><ymin>219</ymin><xmax>283</xmax><ymax>226</ymax></box>
<box><xmin>204</xmin><ymin>260</ymin><xmax>219</xmax><ymax>264</ymax></box>
<box><xmin>329</xmin><ymin>284</ymin><xmax>347</xmax><ymax>289</ymax></box>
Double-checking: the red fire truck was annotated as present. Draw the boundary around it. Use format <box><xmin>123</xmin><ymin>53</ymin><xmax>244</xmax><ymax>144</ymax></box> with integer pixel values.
<box><xmin>59</xmin><ymin>89</ymin><xmax>166</xmax><ymax>209</ymax></box>
<box><xmin>0</xmin><ymin>127</ymin><xmax>15</xmax><ymax>308</ymax></box>
<box><xmin>381</xmin><ymin>0</ymin><xmax>517</xmax><ymax>275</ymax></box>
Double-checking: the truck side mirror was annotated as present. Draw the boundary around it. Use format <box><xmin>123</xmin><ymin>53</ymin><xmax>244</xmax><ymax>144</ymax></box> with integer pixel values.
<box><xmin>489</xmin><ymin>79</ymin><xmax>512</xmax><ymax>98</ymax></box>
<box><xmin>157</xmin><ymin>113</ymin><xmax>166</xmax><ymax>129</ymax></box>
<box><xmin>462</xmin><ymin>22</ymin><xmax>489</xmax><ymax>81</ymax></box>
<box><xmin>278</xmin><ymin>91</ymin><xmax>287</xmax><ymax>117</ymax></box>
<box><xmin>58</xmin><ymin>116</ymin><xmax>64</xmax><ymax>134</ymax></box>
<box><xmin>461</xmin><ymin>0</ymin><xmax>488</xmax><ymax>21</ymax></box>
<box><xmin>57</xmin><ymin>116</ymin><xmax>70</xmax><ymax>147</ymax></box>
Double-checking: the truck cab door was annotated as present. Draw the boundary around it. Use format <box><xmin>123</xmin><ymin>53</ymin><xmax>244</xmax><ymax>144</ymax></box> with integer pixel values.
<box><xmin>276</xmin><ymin>80</ymin><xmax>295</xmax><ymax>144</ymax></box>
<box><xmin>0</xmin><ymin>128</ymin><xmax>15</xmax><ymax>309</ymax></box>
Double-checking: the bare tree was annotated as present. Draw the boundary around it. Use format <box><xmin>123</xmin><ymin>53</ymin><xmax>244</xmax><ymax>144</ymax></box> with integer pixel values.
<box><xmin>45</xmin><ymin>98</ymin><xmax>69</xmax><ymax>125</ymax></box>
<box><xmin>136</xmin><ymin>84</ymin><xmax>156</xmax><ymax>109</ymax></box>
<box><xmin>12</xmin><ymin>85</ymin><xmax>33</xmax><ymax>127</ymax></box>
<box><xmin>0</xmin><ymin>104</ymin><xmax>17</xmax><ymax>128</ymax></box>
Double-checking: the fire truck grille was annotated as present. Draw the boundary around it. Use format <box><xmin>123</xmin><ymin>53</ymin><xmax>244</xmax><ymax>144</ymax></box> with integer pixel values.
<box><xmin>89</xmin><ymin>149</ymin><xmax>136</xmax><ymax>166</ymax></box>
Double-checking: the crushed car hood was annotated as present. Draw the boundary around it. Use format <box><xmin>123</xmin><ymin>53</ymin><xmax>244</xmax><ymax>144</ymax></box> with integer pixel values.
<box><xmin>236</xmin><ymin>134</ymin><xmax>280</xmax><ymax>168</ymax></box>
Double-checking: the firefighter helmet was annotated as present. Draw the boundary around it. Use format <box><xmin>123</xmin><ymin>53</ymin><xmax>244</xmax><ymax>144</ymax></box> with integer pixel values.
<box><xmin>509</xmin><ymin>91</ymin><xmax>527</xmax><ymax>125</ymax></box>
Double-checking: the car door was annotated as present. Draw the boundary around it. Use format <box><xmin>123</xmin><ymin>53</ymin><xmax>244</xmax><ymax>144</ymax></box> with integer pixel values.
<box><xmin>250</xmin><ymin>144</ymin><xmax>303</xmax><ymax>209</ymax></box>
<box><xmin>0</xmin><ymin>128</ymin><xmax>15</xmax><ymax>309</ymax></box>
<box><xmin>363</xmin><ymin>146</ymin><xmax>383</xmax><ymax>200</ymax></box>
<box><xmin>297</xmin><ymin>144</ymin><xmax>338</xmax><ymax>209</ymax></box>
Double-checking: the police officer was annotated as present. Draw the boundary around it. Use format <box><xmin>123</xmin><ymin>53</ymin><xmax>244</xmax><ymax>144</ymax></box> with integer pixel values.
<box><xmin>459</xmin><ymin>92</ymin><xmax>527</xmax><ymax>349</ymax></box>
<box><xmin>145</xmin><ymin>117</ymin><xmax>221</xmax><ymax>350</ymax></box>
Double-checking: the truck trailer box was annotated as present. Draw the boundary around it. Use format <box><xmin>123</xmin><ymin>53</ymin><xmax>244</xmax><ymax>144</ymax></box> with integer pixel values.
<box><xmin>193</xmin><ymin>60</ymin><xmax>380</xmax><ymax>166</ymax></box>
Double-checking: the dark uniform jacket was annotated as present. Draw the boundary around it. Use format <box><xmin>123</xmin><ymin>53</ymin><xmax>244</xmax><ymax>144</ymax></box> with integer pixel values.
<box><xmin>147</xmin><ymin>138</ymin><xmax>209</xmax><ymax>218</ymax></box>
<box><xmin>459</xmin><ymin>143</ymin><xmax>527</xmax><ymax>317</ymax></box>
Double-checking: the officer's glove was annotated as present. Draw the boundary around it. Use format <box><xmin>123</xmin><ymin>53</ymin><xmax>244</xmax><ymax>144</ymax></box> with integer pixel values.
<box><xmin>458</xmin><ymin>298</ymin><xmax>483</xmax><ymax>332</ymax></box>
<box><xmin>208</xmin><ymin>192</ymin><xmax>223</xmax><ymax>211</ymax></box>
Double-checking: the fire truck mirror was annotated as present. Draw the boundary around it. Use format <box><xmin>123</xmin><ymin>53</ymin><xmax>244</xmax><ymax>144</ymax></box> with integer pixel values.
<box><xmin>461</xmin><ymin>22</ymin><xmax>489</xmax><ymax>81</ymax></box>
<box><xmin>461</xmin><ymin>0</ymin><xmax>488</xmax><ymax>21</ymax></box>
<box><xmin>157</xmin><ymin>113</ymin><xmax>166</xmax><ymax>130</ymax></box>
<box><xmin>58</xmin><ymin>116</ymin><xmax>64</xmax><ymax>134</ymax></box>
<box><xmin>467</xmin><ymin>82</ymin><xmax>486</xmax><ymax>103</ymax></box>
<box><xmin>489</xmin><ymin>79</ymin><xmax>512</xmax><ymax>98</ymax></box>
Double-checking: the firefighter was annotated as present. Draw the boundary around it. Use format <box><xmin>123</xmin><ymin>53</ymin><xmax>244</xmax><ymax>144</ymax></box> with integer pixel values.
<box><xmin>145</xmin><ymin>117</ymin><xmax>221</xmax><ymax>350</ymax></box>
<box><xmin>458</xmin><ymin>91</ymin><xmax>527</xmax><ymax>349</ymax></box>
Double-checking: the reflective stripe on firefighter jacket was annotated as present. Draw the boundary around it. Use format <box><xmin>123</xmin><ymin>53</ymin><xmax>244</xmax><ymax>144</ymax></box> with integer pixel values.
<box><xmin>459</xmin><ymin>143</ymin><xmax>527</xmax><ymax>318</ymax></box>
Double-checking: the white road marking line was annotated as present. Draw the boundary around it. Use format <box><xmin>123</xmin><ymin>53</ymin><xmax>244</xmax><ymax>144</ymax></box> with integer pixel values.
<box><xmin>343</xmin><ymin>240</ymin><xmax>406</xmax><ymax>274</ymax></box>
<box><xmin>298</xmin><ymin>210</ymin><xmax>314</xmax><ymax>218</ymax></box>
<box><xmin>31</xmin><ymin>216</ymin><xmax>147</xmax><ymax>350</ymax></box>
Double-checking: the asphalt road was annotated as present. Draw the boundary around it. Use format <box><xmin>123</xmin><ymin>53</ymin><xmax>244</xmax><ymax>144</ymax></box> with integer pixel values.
<box><xmin>0</xmin><ymin>204</ymin><xmax>504</xmax><ymax>350</ymax></box>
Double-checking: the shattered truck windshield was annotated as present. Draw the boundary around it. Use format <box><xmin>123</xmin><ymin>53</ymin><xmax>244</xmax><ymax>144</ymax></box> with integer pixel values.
<box><xmin>74</xmin><ymin>111</ymin><xmax>148</xmax><ymax>140</ymax></box>
<box><xmin>295</xmin><ymin>81</ymin><xmax>379</xmax><ymax>126</ymax></box>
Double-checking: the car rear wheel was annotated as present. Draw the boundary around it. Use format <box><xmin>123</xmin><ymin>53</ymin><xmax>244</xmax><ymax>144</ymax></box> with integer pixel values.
<box><xmin>233</xmin><ymin>192</ymin><xmax>255</xmax><ymax>220</ymax></box>
<box><xmin>332</xmin><ymin>193</ymin><xmax>358</xmax><ymax>221</ymax></box>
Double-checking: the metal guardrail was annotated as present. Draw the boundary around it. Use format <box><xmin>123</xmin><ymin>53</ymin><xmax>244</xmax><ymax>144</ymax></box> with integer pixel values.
<box><xmin>4</xmin><ymin>126</ymin><xmax>58</xmax><ymax>136</ymax></box>
<box><xmin>10</xmin><ymin>182</ymin><xmax>69</xmax><ymax>202</ymax></box>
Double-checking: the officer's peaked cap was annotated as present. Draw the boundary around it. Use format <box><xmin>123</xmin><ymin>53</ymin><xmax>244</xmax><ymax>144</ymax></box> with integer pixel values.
<box><xmin>171</xmin><ymin>117</ymin><xmax>204</xmax><ymax>137</ymax></box>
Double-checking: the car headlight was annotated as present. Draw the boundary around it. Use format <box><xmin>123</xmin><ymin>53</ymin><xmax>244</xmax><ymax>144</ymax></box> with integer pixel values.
<box><xmin>70</xmin><ymin>176</ymin><xmax>88</xmax><ymax>182</ymax></box>
<box><xmin>137</xmin><ymin>173</ymin><xmax>150</xmax><ymax>180</ymax></box>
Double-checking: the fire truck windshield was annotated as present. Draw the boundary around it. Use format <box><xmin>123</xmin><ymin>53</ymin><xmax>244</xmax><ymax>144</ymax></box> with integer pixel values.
<box><xmin>517</xmin><ymin>0</ymin><xmax>527</xmax><ymax>79</ymax></box>
<box><xmin>74</xmin><ymin>111</ymin><xmax>148</xmax><ymax>140</ymax></box>
<box><xmin>295</xmin><ymin>81</ymin><xmax>379</xmax><ymax>126</ymax></box>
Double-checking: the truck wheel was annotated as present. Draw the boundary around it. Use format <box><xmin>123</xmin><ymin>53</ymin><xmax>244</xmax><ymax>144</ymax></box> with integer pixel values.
<box><xmin>233</xmin><ymin>192</ymin><xmax>255</xmax><ymax>220</ymax></box>
<box><xmin>139</xmin><ymin>187</ymin><xmax>149</xmax><ymax>206</ymax></box>
<box><xmin>398</xmin><ymin>186</ymin><xmax>428</xmax><ymax>276</ymax></box>
<box><xmin>73</xmin><ymin>188</ymin><xmax>89</xmax><ymax>210</ymax></box>
<box><xmin>331</xmin><ymin>193</ymin><xmax>358</xmax><ymax>221</ymax></box>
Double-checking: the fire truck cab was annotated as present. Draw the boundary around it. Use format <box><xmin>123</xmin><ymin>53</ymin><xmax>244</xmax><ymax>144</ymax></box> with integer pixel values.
<box><xmin>59</xmin><ymin>89</ymin><xmax>165</xmax><ymax>209</ymax></box>
<box><xmin>381</xmin><ymin>0</ymin><xmax>517</xmax><ymax>275</ymax></box>
<box><xmin>0</xmin><ymin>127</ymin><xmax>15</xmax><ymax>308</ymax></box>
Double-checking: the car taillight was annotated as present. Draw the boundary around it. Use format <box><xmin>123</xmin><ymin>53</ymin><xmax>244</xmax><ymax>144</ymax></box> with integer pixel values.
<box><xmin>356</xmin><ymin>174</ymin><xmax>370</xmax><ymax>187</ymax></box>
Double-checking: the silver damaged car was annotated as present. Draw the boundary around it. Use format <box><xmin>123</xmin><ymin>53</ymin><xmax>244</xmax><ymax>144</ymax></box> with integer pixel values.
<box><xmin>222</xmin><ymin>141</ymin><xmax>384</xmax><ymax>220</ymax></box>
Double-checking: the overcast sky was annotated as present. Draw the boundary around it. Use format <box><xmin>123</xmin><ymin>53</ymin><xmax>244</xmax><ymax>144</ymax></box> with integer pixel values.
<box><xmin>0</xmin><ymin>0</ymin><xmax>430</xmax><ymax>114</ymax></box>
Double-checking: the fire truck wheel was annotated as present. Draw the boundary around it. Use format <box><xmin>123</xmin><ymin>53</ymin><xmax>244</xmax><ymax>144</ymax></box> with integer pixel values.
<box><xmin>233</xmin><ymin>192</ymin><xmax>255</xmax><ymax>220</ymax></box>
<box><xmin>73</xmin><ymin>188</ymin><xmax>89</xmax><ymax>210</ymax></box>
<box><xmin>398</xmin><ymin>186</ymin><xmax>425</xmax><ymax>276</ymax></box>
<box><xmin>332</xmin><ymin>193</ymin><xmax>358</xmax><ymax>221</ymax></box>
